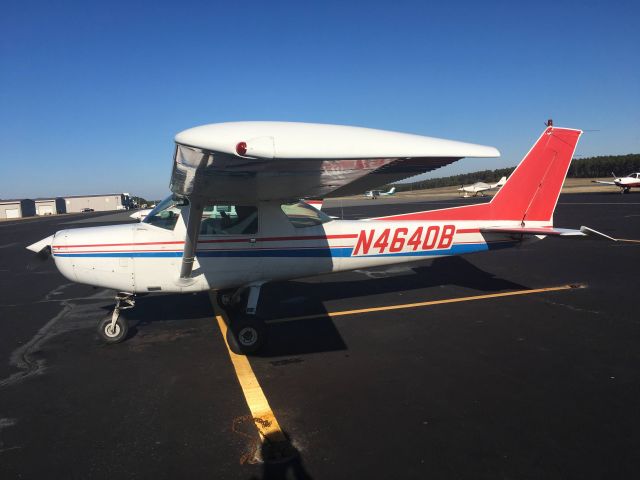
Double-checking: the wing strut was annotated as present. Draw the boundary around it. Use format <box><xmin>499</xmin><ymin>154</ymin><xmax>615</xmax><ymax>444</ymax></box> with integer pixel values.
<box><xmin>180</xmin><ymin>197</ymin><xmax>205</xmax><ymax>279</ymax></box>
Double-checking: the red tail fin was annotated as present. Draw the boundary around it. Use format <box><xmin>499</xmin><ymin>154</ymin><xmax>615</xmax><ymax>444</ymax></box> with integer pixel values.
<box><xmin>377</xmin><ymin>127</ymin><xmax>582</xmax><ymax>224</ymax></box>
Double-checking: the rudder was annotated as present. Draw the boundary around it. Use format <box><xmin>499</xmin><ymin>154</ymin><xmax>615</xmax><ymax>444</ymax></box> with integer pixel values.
<box><xmin>488</xmin><ymin>127</ymin><xmax>582</xmax><ymax>223</ymax></box>
<box><xmin>374</xmin><ymin>126</ymin><xmax>582</xmax><ymax>224</ymax></box>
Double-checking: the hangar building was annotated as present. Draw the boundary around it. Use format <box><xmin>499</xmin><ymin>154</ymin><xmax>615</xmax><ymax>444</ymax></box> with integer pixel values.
<box><xmin>64</xmin><ymin>193</ymin><xmax>133</xmax><ymax>212</ymax></box>
<box><xmin>34</xmin><ymin>198</ymin><xmax>66</xmax><ymax>215</ymax></box>
<box><xmin>0</xmin><ymin>199</ymin><xmax>36</xmax><ymax>219</ymax></box>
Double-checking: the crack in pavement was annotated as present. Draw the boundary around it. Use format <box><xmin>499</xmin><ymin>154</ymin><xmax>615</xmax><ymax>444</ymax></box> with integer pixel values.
<box><xmin>0</xmin><ymin>284</ymin><xmax>112</xmax><ymax>389</ymax></box>
<box><xmin>544</xmin><ymin>300</ymin><xmax>601</xmax><ymax>315</ymax></box>
<box><xmin>0</xmin><ymin>418</ymin><xmax>19</xmax><ymax>454</ymax></box>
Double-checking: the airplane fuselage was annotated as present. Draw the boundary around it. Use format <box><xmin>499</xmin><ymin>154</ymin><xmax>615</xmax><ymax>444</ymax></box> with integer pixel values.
<box><xmin>49</xmin><ymin>201</ymin><xmax>540</xmax><ymax>294</ymax></box>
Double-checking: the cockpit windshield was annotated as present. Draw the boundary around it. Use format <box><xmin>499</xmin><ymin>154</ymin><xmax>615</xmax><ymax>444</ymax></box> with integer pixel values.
<box><xmin>143</xmin><ymin>195</ymin><xmax>182</xmax><ymax>230</ymax></box>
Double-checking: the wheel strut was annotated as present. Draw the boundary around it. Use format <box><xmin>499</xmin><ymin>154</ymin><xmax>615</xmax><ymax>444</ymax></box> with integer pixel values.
<box><xmin>98</xmin><ymin>292</ymin><xmax>135</xmax><ymax>344</ymax></box>
<box><xmin>110</xmin><ymin>292</ymin><xmax>135</xmax><ymax>329</ymax></box>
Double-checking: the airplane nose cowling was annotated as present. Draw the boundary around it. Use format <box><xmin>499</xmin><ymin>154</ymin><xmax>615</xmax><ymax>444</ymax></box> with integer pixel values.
<box><xmin>50</xmin><ymin>225</ymin><xmax>136</xmax><ymax>291</ymax></box>
<box><xmin>49</xmin><ymin>231</ymin><xmax>78</xmax><ymax>282</ymax></box>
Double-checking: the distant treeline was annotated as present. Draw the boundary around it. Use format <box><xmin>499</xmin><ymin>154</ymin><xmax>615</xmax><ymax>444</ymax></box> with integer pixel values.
<box><xmin>390</xmin><ymin>154</ymin><xmax>640</xmax><ymax>191</ymax></box>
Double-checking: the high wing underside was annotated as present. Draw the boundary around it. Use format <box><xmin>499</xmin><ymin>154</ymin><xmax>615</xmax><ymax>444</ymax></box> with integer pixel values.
<box><xmin>169</xmin><ymin>122</ymin><xmax>500</xmax><ymax>202</ymax></box>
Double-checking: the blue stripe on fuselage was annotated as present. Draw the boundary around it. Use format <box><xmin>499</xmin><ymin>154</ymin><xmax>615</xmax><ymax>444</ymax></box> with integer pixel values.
<box><xmin>52</xmin><ymin>241</ymin><xmax>516</xmax><ymax>259</ymax></box>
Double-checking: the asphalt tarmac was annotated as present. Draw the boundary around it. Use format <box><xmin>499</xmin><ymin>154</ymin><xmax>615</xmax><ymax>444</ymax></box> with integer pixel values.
<box><xmin>0</xmin><ymin>193</ymin><xmax>639</xmax><ymax>479</ymax></box>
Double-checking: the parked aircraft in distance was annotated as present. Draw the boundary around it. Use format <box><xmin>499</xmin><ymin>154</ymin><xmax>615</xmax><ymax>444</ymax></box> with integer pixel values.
<box><xmin>130</xmin><ymin>209</ymin><xmax>153</xmax><ymax>220</ymax></box>
<box><xmin>26</xmin><ymin>121</ymin><xmax>615</xmax><ymax>354</ymax></box>
<box><xmin>458</xmin><ymin>176</ymin><xmax>507</xmax><ymax>197</ymax></box>
<box><xmin>592</xmin><ymin>173</ymin><xmax>640</xmax><ymax>194</ymax></box>
<box><xmin>365</xmin><ymin>187</ymin><xmax>396</xmax><ymax>199</ymax></box>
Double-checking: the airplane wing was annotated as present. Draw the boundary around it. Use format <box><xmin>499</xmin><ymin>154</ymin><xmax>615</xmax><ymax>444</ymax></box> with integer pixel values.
<box><xmin>170</xmin><ymin>121</ymin><xmax>499</xmax><ymax>280</ymax></box>
<box><xmin>480</xmin><ymin>226</ymin><xmax>617</xmax><ymax>241</ymax></box>
<box><xmin>170</xmin><ymin>122</ymin><xmax>500</xmax><ymax>202</ymax></box>
<box><xmin>592</xmin><ymin>180</ymin><xmax>617</xmax><ymax>185</ymax></box>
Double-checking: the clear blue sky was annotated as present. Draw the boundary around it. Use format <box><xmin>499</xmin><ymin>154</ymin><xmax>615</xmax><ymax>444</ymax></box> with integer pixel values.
<box><xmin>1</xmin><ymin>0</ymin><xmax>638</xmax><ymax>200</ymax></box>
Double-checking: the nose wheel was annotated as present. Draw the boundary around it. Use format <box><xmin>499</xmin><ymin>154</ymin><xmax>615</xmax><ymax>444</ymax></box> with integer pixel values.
<box><xmin>98</xmin><ymin>292</ymin><xmax>134</xmax><ymax>344</ymax></box>
<box><xmin>98</xmin><ymin>314</ymin><xmax>129</xmax><ymax>343</ymax></box>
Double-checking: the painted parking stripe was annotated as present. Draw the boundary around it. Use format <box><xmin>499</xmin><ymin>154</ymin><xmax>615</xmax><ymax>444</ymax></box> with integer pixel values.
<box><xmin>266</xmin><ymin>283</ymin><xmax>587</xmax><ymax>324</ymax></box>
<box><xmin>209</xmin><ymin>294</ymin><xmax>286</xmax><ymax>443</ymax></box>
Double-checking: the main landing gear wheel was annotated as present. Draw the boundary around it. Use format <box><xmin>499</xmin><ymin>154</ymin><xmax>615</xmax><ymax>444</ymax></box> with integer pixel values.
<box><xmin>226</xmin><ymin>316</ymin><xmax>267</xmax><ymax>355</ymax></box>
<box><xmin>98</xmin><ymin>314</ymin><xmax>129</xmax><ymax>344</ymax></box>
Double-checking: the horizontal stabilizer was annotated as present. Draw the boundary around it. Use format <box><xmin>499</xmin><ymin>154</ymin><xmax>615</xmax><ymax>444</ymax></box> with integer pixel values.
<box><xmin>480</xmin><ymin>226</ymin><xmax>616</xmax><ymax>241</ymax></box>
<box><xmin>579</xmin><ymin>226</ymin><xmax>618</xmax><ymax>241</ymax></box>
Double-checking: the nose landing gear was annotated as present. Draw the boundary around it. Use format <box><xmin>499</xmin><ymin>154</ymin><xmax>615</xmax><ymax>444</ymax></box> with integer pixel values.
<box><xmin>98</xmin><ymin>292</ymin><xmax>135</xmax><ymax>344</ymax></box>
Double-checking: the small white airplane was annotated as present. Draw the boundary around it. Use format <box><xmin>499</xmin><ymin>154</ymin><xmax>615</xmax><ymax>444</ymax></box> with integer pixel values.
<box><xmin>26</xmin><ymin>121</ymin><xmax>615</xmax><ymax>354</ymax></box>
<box><xmin>130</xmin><ymin>208</ymin><xmax>153</xmax><ymax>220</ymax></box>
<box><xmin>458</xmin><ymin>176</ymin><xmax>507</xmax><ymax>197</ymax></box>
<box><xmin>592</xmin><ymin>173</ymin><xmax>640</xmax><ymax>194</ymax></box>
<box><xmin>365</xmin><ymin>187</ymin><xmax>396</xmax><ymax>199</ymax></box>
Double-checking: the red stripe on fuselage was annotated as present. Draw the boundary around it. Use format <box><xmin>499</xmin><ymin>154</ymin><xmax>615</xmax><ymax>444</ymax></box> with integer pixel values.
<box><xmin>54</xmin><ymin>234</ymin><xmax>359</xmax><ymax>249</ymax></box>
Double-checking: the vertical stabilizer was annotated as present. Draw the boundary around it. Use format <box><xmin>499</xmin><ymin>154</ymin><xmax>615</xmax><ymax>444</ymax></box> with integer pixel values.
<box><xmin>375</xmin><ymin>126</ymin><xmax>582</xmax><ymax>224</ymax></box>
<box><xmin>488</xmin><ymin>127</ymin><xmax>582</xmax><ymax>223</ymax></box>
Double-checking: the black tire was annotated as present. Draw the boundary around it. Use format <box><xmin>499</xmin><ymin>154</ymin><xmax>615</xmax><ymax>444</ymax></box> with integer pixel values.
<box><xmin>226</xmin><ymin>316</ymin><xmax>267</xmax><ymax>355</ymax></box>
<box><xmin>215</xmin><ymin>289</ymin><xmax>238</xmax><ymax>312</ymax></box>
<box><xmin>97</xmin><ymin>314</ymin><xmax>129</xmax><ymax>344</ymax></box>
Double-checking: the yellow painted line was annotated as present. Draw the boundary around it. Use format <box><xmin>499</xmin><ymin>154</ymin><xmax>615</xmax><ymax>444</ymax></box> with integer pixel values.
<box><xmin>266</xmin><ymin>283</ymin><xmax>586</xmax><ymax>324</ymax></box>
<box><xmin>209</xmin><ymin>294</ymin><xmax>286</xmax><ymax>443</ymax></box>
<box><xmin>617</xmin><ymin>238</ymin><xmax>640</xmax><ymax>244</ymax></box>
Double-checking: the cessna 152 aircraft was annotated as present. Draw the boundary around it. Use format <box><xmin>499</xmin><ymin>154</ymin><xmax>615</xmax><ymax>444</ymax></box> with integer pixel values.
<box><xmin>592</xmin><ymin>173</ymin><xmax>640</xmax><ymax>194</ymax></box>
<box><xmin>458</xmin><ymin>176</ymin><xmax>507</xmax><ymax>197</ymax></box>
<box><xmin>365</xmin><ymin>186</ymin><xmax>396</xmax><ymax>199</ymax></box>
<box><xmin>26</xmin><ymin>121</ymin><xmax>614</xmax><ymax>354</ymax></box>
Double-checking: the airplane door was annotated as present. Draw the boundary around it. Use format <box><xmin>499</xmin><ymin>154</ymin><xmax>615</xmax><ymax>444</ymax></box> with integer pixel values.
<box><xmin>132</xmin><ymin>219</ymin><xmax>182</xmax><ymax>293</ymax></box>
<box><xmin>197</xmin><ymin>204</ymin><xmax>262</xmax><ymax>288</ymax></box>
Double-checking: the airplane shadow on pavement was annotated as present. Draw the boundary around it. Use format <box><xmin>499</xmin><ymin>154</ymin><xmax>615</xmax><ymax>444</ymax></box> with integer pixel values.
<box><xmin>254</xmin><ymin>255</ymin><xmax>527</xmax><ymax>358</ymax></box>
<box><xmin>104</xmin><ymin>256</ymin><xmax>526</xmax><ymax>358</ymax></box>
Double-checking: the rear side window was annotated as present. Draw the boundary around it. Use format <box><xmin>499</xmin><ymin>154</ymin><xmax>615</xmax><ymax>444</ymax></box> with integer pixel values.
<box><xmin>200</xmin><ymin>205</ymin><xmax>258</xmax><ymax>235</ymax></box>
<box><xmin>281</xmin><ymin>202</ymin><xmax>332</xmax><ymax>228</ymax></box>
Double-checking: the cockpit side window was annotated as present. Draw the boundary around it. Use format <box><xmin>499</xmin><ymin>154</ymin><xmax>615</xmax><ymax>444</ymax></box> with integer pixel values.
<box><xmin>281</xmin><ymin>201</ymin><xmax>332</xmax><ymax>228</ymax></box>
<box><xmin>143</xmin><ymin>195</ymin><xmax>181</xmax><ymax>230</ymax></box>
<box><xmin>200</xmin><ymin>205</ymin><xmax>258</xmax><ymax>235</ymax></box>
